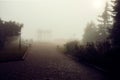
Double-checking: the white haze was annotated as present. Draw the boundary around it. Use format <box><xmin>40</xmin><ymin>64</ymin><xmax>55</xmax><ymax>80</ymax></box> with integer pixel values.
<box><xmin>0</xmin><ymin>0</ymin><xmax>110</xmax><ymax>41</ymax></box>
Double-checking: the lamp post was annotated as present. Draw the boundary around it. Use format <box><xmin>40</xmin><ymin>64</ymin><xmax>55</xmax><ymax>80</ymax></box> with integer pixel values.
<box><xmin>19</xmin><ymin>32</ymin><xmax>21</xmax><ymax>51</ymax></box>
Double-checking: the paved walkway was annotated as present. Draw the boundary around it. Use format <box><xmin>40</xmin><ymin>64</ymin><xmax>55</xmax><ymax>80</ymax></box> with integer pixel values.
<box><xmin>0</xmin><ymin>42</ymin><xmax>107</xmax><ymax>80</ymax></box>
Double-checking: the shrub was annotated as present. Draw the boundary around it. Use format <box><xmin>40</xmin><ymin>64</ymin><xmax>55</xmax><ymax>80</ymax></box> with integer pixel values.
<box><xmin>63</xmin><ymin>40</ymin><xmax>115</xmax><ymax>71</ymax></box>
<box><xmin>64</xmin><ymin>40</ymin><xmax>80</xmax><ymax>56</ymax></box>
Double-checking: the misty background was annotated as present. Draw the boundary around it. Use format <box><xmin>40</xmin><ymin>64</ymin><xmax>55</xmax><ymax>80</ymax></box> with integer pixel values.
<box><xmin>0</xmin><ymin>0</ymin><xmax>109</xmax><ymax>41</ymax></box>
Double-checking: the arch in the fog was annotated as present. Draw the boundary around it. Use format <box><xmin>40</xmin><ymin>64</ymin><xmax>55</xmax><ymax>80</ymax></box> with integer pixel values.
<box><xmin>37</xmin><ymin>29</ymin><xmax>52</xmax><ymax>41</ymax></box>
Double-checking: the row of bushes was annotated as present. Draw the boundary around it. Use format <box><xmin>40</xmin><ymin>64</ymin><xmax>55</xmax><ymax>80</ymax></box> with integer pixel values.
<box><xmin>63</xmin><ymin>40</ymin><xmax>120</xmax><ymax>79</ymax></box>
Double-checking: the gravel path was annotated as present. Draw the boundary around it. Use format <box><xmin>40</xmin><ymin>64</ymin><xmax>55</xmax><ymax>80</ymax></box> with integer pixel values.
<box><xmin>0</xmin><ymin>42</ymin><xmax>107</xmax><ymax>80</ymax></box>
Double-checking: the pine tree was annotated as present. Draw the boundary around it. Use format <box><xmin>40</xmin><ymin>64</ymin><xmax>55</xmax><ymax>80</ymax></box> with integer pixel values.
<box><xmin>97</xmin><ymin>2</ymin><xmax>112</xmax><ymax>42</ymax></box>
<box><xmin>110</xmin><ymin>0</ymin><xmax>120</xmax><ymax>47</ymax></box>
<box><xmin>82</xmin><ymin>21</ymin><xmax>98</xmax><ymax>43</ymax></box>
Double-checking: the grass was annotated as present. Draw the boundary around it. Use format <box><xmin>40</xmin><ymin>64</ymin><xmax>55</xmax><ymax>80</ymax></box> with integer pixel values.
<box><xmin>0</xmin><ymin>42</ymin><xmax>28</xmax><ymax>62</ymax></box>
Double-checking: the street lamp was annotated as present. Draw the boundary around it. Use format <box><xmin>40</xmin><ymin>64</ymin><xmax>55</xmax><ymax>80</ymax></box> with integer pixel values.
<box><xmin>19</xmin><ymin>32</ymin><xmax>21</xmax><ymax>51</ymax></box>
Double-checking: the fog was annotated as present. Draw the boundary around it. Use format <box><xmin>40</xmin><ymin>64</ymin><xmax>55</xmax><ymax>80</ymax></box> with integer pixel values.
<box><xmin>0</xmin><ymin>0</ymin><xmax>110</xmax><ymax>41</ymax></box>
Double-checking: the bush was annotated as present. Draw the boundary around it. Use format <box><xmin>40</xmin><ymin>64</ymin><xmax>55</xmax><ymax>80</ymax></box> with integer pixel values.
<box><xmin>64</xmin><ymin>40</ymin><xmax>80</xmax><ymax>56</ymax></box>
<box><xmin>63</xmin><ymin>40</ymin><xmax>115</xmax><ymax>71</ymax></box>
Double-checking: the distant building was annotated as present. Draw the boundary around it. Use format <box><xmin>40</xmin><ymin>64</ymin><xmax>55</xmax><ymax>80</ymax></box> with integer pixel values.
<box><xmin>37</xmin><ymin>29</ymin><xmax>52</xmax><ymax>42</ymax></box>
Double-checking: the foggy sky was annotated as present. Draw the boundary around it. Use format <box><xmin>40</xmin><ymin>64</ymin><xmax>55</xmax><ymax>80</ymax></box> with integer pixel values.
<box><xmin>0</xmin><ymin>0</ymin><xmax>109</xmax><ymax>40</ymax></box>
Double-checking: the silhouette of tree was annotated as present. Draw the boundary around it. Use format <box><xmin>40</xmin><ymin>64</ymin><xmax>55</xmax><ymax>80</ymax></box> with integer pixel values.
<box><xmin>82</xmin><ymin>3</ymin><xmax>113</xmax><ymax>44</ymax></box>
<box><xmin>110</xmin><ymin>0</ymin><xmax>120</xmax><ymax>47</ymax></box>
<box><xmin>82</xmin><ymin>21</ymin><xmax>98</xmax><ymax>43</ymax></box>
<box><xmin>97</xmin><ymin>2</ymin><xmax>112</xmax><ymax>42</ymax></box>
<box><xmin>0</xmin><ymin>19</ymin><xmax>23</xmax><ymax>48</ymax></box>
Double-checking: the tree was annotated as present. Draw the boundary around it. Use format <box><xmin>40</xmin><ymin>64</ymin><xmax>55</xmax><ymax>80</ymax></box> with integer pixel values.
<box><xmin>0</xmin><ymin>19</ymin><xmax>4</xmax><ymax>48</ymax></box>
<box><xmin>110</xmin><ymin>0</ymin><xmax>120</xmax><ymax>47</ymax></box>
<box><xmin>97</xmin><ymin>2</ymin><xmax>112</xmax><ymax>42</ymax></box>
<box><xmin>82</xmin><ymin>21</ymin><xmax>98</xmax><ymax>43</ymax></box>
<box><xmin>82</xmin><ymin>2</ymin><xmax>113</xmax><ymax>44</ymax></box>
<box><xmin>0</xmin><ymin>19</ymin><xmax>23</xmax><ymax>48</ymax></box>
